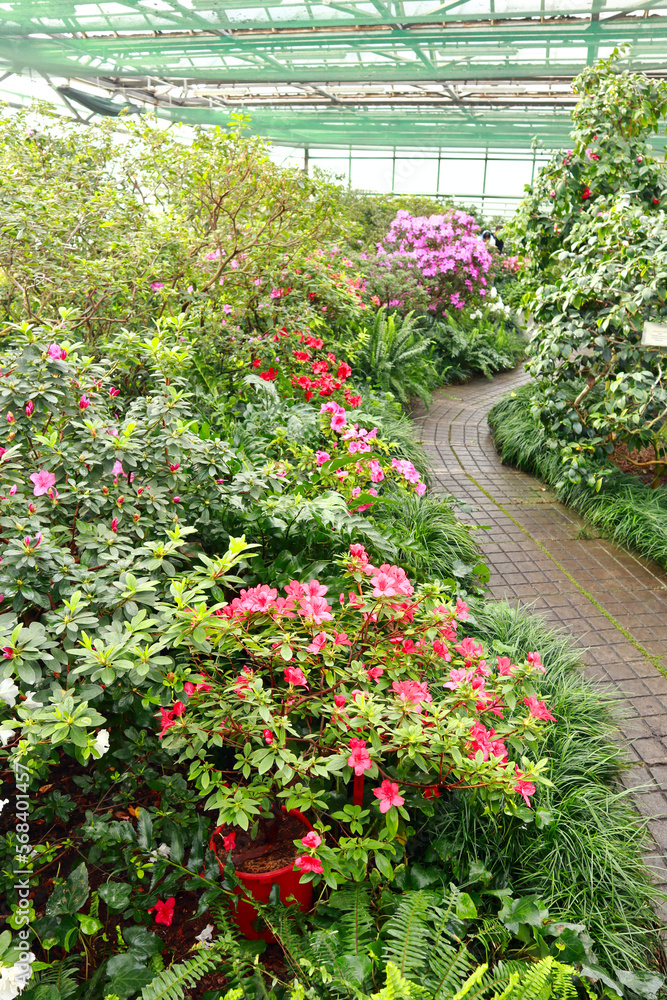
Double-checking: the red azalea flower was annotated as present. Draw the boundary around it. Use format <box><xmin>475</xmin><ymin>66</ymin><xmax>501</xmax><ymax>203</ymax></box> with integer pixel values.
<box><xmin>581</xmin><ymin>187</ymin><xmax>591</xmax><ymax>200</ymax></box>
<box><xmin>148</xmin><ymin>897</ymin><xmax>175</xmax><ymax>926</ymax></box>
<box><xmin>223</xmin><ymin>831</ymin><xmax>236</xmax><ymax>851</ymax></box>
<box><xmin>260</xmin><ymin>369</ymin><xmax>277</xmax><ymax>381</ymax></box>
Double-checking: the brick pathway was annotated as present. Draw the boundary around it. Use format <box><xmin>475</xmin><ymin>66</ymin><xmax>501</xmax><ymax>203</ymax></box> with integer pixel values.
<box><xmin>412</xmin><ymin>366</ymin><xmax>667</xmax><ymax>917</ymax></box>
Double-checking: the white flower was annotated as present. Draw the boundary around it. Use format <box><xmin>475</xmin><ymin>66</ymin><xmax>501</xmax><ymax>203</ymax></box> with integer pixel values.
<box><xmin>490</xmin><ymin>287</ymin><xmax>498</xmax><ymax>298</ymax></box>
<box><xmin>21</xmin><ymin>692</ymin><xmax>42</xmax><ymax>710</ymax></box>
<box><xmin>0</xmin><ymin>727</ymin><xmax>15</xmax><ymax>747</ymax></box>
<box><xmin>149</xmin><ymin>842</ymin><xmax>171</xmax><ymax>862</ymax></box>
<box><xmin>195</xmin><ymin>924</ymin><xmax>215</xmax><ymax>947</ymax></box>
<box><xmin>0</xmin><ymin>953</ymin><xmax>35</xmax><ymax>999</ymax></box>
<box><xmin>0</xmin><ymin>799</ymin><xmax>8</xmax><ymax>815</ymax></box>
<box><xmin>0</xmin><ymin>678</ymin><xmax>18</xmax><ymax>708</ymax></box>
<box><xmin>91</xmin><ymin>729</ymin><xmax>110</xmax><ymax>757</ymax></box>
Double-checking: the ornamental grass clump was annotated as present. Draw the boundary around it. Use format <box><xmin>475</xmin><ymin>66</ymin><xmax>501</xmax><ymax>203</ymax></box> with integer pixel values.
<box><xmin>158</xmin><ymin>542</ymin><xmax>553</xmax><ymax>888</ymax></box>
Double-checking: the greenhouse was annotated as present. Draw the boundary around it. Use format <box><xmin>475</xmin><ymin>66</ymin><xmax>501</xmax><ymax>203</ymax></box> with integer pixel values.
<box><xmin>1</xmin><ymin>3</ymin><xmax>667</xmax><ymax>999</ymax></box>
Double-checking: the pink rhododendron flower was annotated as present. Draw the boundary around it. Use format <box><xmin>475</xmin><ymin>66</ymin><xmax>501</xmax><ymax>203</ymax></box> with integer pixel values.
<box><xmin>301</xmin><ymin>831</ymin><xmax>322</xmax><ymax>849</ymax></box>
<box><xmin>347</xmin><ymin>739</ymin><xmax>372</xmax><ymax>775</ymax></box>
<box><xmin>294</xmin><ymin>855</ymin><xmax>324</xmax><ymax>874</ymax></box>
<box><xmin>373</xmin><ymin>780</ymin><xmax>404</xmax><ymax>813</ymax></box>
<box><xmin>496</xmin><ymin>656</ymin><xmax>516</xmax><ymax>676</ymax></box>
<box><xmin>467</xmin><ymin>722</ymin><xmax>507</xmax><ymax>763</ymax></box>
<box><xmin>333</xmin><ymin>694</ymin><xmax>347</xmax><ymax>708</ymax></box>
<box><xmin>232</xmin><ymin>668</ymin><xmax>254</xmax><ymax>698</ymax></box>
<box><xmin>523</xmin><ymin>696</ymin><xmax>555</xmax><ymax>721</ymax></box>
<box><xmin>29</xmin><ymin>470</ymin><xmax>56</xmax><ymax>497</ymax></box>
<box><xmin>183</xmin><ymin>680</ymin><xmax>211</xmax><ymax>696</ymax></box>
<box><xmin>366</xmin><ymin>666</ymin><xmax>384</xmax><ymax>681</ymax></box>
<box><xmin>299</xmin><ymin>594</ymin><xmax>334</xmax><ymax>624</ymax></box>
<box><xmin>169</xmin><ymin>463</ymin><xmax>180</xmax><ymax>472</ymax></box>
<box><xmin>369</xmin><ymin>564</ymin><xmax>414</xmax><ymax>599</ymax></box>
<box><xmin>149</xmin><ymin>897</ymin><xmax>175</xmax><ymax>925</ymax></box>
<box><xmin>368</xmin><ymin>460</ymin><xmax>384</xmax><ymax>483</ymax></box>
<box><xmin>8</xmin><ymin>485</ymin><xmax>16</xmax><ymax>496</ymax></box>
<box><xmin>527</xmin><ymin>651</ymin><xmax>544</xmax><ymax>671</ymax></box>
<box><xmin>284</xmin><ymin>666</ymin><xmax>308</xmax><ymax>687</ymax></box>
<box><xmin>443</xmin><ymin>668</ymin><xmax>472</xmax><ymax>690</ymax></box>
<box><xmin>79</xmin><ymin>395</ymin><xmax>90</xmax><ymax>410</ymax></box>
<box><xmin>112</xmin><ymin>460</ymin><xmax>124</xmax><ymax>476</ymax></box>
<box><xmin>47</xmin><ymin>343</ymin><xmax>67</xmax><ymax>361</ymax></box>
<box><xmin>514</xmin><ymin>768</ymin><xmax>536</xmax><ymax>807</ymax></box>
<box><xmin>315</xmin><ymin>451</ymin><xmax>331</xmax><ymax>466</ymax></box>
<box><xmin>391</xmin><ymin>679</ymin><xmax>431</xmax><ymax>709</ymax></box>
<box><xmin>415</xmin><ymin>482</ymin><xmax>426</xmax><ymax>496</ymax></box>
<box><xmin>173</xmin><ymin>496</ymin><xmax>181</xmax><ymax>503</ymax></box>
<box><xmin>109</xmin><ymin>386</ymin><xmax>120</xmax><ymax>397</ymax></box>
<box><xmin>306</xmin><ymin>631</ymin><xmax>328</xmax><ymax>654</ymax></box>
<box><xmin>150</xmin><ymin>282</ymin><xmax>165</xmax><ymax>291</ymax></box>
<box><xmin>111</xmin><ymin>518</ymin><xmax>118</xmax><ymax>532</ymax></box>
<box><xmin>263</xmin><ymin>729</ymin><xmax>274</xmax><ymax>744</ymax></box>
<box><xmin>25</xmin><ymin>401</ymin><xmax>33</xmax><ymax>417</ymax></box>
<box><xmin>455</xmin><ymin>598</ymin><xmax>469</xmax><ymax>620</ymax></box>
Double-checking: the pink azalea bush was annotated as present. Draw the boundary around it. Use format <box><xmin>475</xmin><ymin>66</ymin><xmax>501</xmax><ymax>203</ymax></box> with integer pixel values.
<box><xmin>158</xmin><ymin>541</ymin><xmax>553</xmax><ymax>886</ymax></box>
<box><xmin>374</xmin><ymin>210</ymin><xmax>493</xmax><ymax>314</ymax></box>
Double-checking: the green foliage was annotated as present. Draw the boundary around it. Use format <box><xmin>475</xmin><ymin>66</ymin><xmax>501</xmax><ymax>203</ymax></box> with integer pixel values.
<box><xmin>357</xmin><ymin>310</ymin><xmax>436</xmax><ymax>406</ymax></box>
<box><xmin>0</xmin><ymin>110</ymin><xmax>347</xmax><ymax>340</ymax></box>
<box><xmin>427</xmin><ymin>308</ymin><xmax>525</xmax><ymax>384</ymax></box>
<box><xmin>427</xmin><ymin>599</ymin><xmax>664</xmax><ymax>972</ymax></box>
<box><xmin>489</xmin><ymin>384</ymin><xmax>667</xmax><ymax>570</ymax></box>
<box><xmin>508</xmin><ymin>49</ymin><xmax>667</xmax><ymax>275</ymax></box>
<box><xmin>370</xmin><ymin>493</ymin><xmax>487</xmax><ymax>588</ymax></box>
<box><xmin>507</xmin><ymin>51</ymin><xmax>667</xmax><ymax>486</ymax></box>
<box><xmin>139</xmin><ymin>951</ymin><xmax>218</xmax><ymax>1000</ymax></box>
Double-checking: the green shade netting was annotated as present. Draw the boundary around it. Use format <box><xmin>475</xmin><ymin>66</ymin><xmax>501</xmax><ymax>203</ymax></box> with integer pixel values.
<box><xmin>2</xmin><ymin>21</ymin><xmax>667</xmax><ymax>82</ymax></box>
<box><xmin>0</xmin><ymin>0</ymin><xmax>665</xmax><ymax>32</ymax></box>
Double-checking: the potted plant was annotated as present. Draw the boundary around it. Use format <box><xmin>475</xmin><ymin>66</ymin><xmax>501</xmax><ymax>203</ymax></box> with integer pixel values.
<box><xmin>158</xmin><ymin>541</ymin><xmax>554</xmax><ymax>899</ymax></box>
<box><xmin>209</xmin><ymin>806</ymin><xmax>314</xmax><ymax>940</ymax></box>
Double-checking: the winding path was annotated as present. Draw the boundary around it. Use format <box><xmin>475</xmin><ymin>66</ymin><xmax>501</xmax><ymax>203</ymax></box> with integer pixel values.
<box><xmin>412</xmin><ymin>366</ymin><xmax>667</xmax><ymax>916</ymax></box>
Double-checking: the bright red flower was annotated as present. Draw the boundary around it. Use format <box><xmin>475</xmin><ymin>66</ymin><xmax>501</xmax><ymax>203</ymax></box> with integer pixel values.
<box><xmin>347</xmin><ymin>740</ymin><xmax>372</xmax><ymax>775</ymax></box>
<box><xmin>260</xmin><ymin>369</ymin><xmax>277</xmax><ymax>381</ymax></box>
<box><xmin>223</xmin><ymin>831</ymin><xmax>236</xmax><ymax>851</ymax></box>
<box><xmin>581</xmin><ymin>187</ymin><xmax>591</xmax><ymax>200</ymax></box>
<box><xmin>149</xmin><ymin>897</ymin><xmax>176</xmax><ymax>926</ymax></box>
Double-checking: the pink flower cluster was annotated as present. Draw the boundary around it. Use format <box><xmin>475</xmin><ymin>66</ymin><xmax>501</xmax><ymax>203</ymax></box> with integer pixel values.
<box><xmin>380</xmin><ymin>209</ymin><xmax>492</xmax><ymax>313</ymax></box>
<box><xmin>391</xmin><ymin>458</ymin><xmax>426</xmax><ymax>496</ymax></box>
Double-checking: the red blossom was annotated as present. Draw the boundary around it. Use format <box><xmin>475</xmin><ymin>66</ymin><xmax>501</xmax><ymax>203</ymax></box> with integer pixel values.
<box><xmin>149</xmin><ymin>897</ymin><xmax>176</xmax><ymax>926</ymax></box>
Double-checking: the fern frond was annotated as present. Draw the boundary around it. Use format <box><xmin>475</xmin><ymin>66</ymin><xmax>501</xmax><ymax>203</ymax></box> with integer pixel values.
<box><xmin>140</xmin><ymin>951</ymin><xmax>218</xmax><ymax>1000</ymax></box>
<box><xmin>382</xmin><ymin>891</ymin><xmax>432</xmax><ymax>978</ymax></box>
<box><xmin>371</xmin><ymin>962</ymin><xmax>434</xmax><ymax>1000</ymax></box>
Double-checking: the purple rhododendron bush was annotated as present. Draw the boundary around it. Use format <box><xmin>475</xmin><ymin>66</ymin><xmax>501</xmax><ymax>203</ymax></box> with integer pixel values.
<box><xmin>0</xmin><ymin>103</ymin><xmax>662</xmax><ymax>1000</ymax></box>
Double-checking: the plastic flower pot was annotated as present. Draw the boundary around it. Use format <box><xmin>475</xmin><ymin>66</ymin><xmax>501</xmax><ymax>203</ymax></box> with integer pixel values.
<box><xmin>210</xmin><ymin>808</ymin><xmax>314</xmax><ymax>942</ymax></box>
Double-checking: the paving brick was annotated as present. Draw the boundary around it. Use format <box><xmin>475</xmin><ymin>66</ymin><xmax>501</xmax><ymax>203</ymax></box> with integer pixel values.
<box><xmin>414</xmin><ymin>367</ymin><xmax>667</xmax><ymax>909</ymax></box>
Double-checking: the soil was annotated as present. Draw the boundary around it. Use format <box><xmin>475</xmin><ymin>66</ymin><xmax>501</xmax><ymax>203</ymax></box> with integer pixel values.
<box><xmin>611</xmin><ymin>441</ymin><xmax>667</xmax><ymax>488</ymax></box>
<box><xmin>211</xmin><ymin>811</ymin><xmax>304</xmax><ymax>874</ymax></box>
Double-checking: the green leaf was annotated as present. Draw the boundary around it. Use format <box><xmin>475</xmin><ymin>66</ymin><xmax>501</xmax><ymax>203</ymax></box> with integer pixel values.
<box><xmin>45</xmin><ymin>863</ymin><xmax>89</xmax><ymax>916</ymax></box>
<box><xmin>455</xmin><ymin>892</ymin><xmax>478</xmax><ymax>920</ymax></box>
<box><xmin>98</xmin><ymin>881</ymin><xmax>132</xmax><ymax>912</ymax></box>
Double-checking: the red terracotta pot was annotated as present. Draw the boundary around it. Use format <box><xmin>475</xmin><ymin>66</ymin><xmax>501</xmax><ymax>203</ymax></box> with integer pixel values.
<box><xmin>210</xmin><ymin>808</ymin><xmax>314</xmax><ymax>941</ymax></box>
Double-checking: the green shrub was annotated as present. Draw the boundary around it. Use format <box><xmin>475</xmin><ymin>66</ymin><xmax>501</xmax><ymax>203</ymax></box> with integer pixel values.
<box><xmin>489</xmin><ymin>384</ymin><xmax>667</xmax><ymax>570</ymax></box>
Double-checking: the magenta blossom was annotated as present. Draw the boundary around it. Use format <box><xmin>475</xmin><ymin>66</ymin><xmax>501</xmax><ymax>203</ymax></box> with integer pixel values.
<box><xmin>294</xmin><ymin>855</ymin><xmax>324</xmax><ymax>874</ymax></box>
<box><xmin>373</xmin><ymin>780</ymin><xmax>405</xmax><ymax>813</ymax></box>
<box><xmin>301</xmin><ymin>831</ymin><xmax>322</xmax><ymax>849</ymax></box>
<box><xmin>47</xmin><ymin>343</ymin><xmax>67</xmax><ymax>361</ymax></box>
<box><xmin>284</xmin><ymin>666</ymin><xmax>308</xmax><ymax>688</ymax></box>
<box><xmin>29</xmin><ymin>470</ymin><xmax>56</xmax><ymax>497</ymax></box>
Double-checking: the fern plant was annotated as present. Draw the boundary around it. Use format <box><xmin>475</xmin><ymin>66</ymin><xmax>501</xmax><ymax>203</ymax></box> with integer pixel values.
<box><xmin>139</xmin><ymin>952</ymin><xmax>218</xmax><ymax>1000</ymax></box>
<box><xmin>357</xmin><ymin>309</ymin><xmax>436</xmax><ymax>406</ymax></box>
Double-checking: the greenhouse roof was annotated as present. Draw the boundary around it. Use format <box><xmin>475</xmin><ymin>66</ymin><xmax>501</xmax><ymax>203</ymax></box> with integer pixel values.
<box><xmin>1</xmin><ymin>1</ymin><xmax>666</xmax><ymax>149</ymax></box>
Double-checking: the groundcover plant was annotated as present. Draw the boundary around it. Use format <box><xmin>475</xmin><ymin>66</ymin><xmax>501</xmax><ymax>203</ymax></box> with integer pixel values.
<box><xmin>0</xmin><ymin>106</ymin><xmax>663</xmax><ymax>1000</ymax></box>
